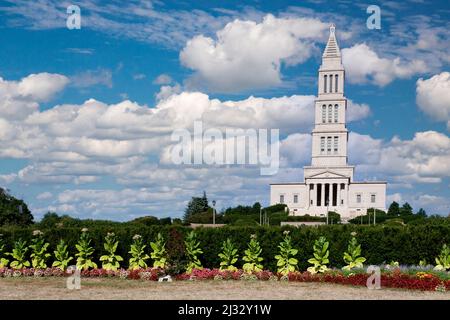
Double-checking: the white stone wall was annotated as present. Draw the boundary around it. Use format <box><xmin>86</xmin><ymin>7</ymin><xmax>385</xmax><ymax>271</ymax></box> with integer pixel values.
<box><xmin>270</xmin><ymin>184</ymin><xmax>307</xmax><ymax>214</ymax></box>
<box><xmin>348</xmin><ymin>183</ymin><xmax>386</xmax><ymax>217</ymax></box>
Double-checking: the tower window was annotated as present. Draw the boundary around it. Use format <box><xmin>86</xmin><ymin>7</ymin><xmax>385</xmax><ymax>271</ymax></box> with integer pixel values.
<box><xmin>320</xmin><ymin>137</ymin><xmax>325</xmax><ymax>153</ymax></box>
<box><xmin>335</xmin><ymin>74</ymin><xmax>339</xmax><ymax>92</ymax></box>
<box><xmin>327</xmin><ymin>137</ymin><xmax>332</xmax><ymax>154</ymax></box>
<box><xmin>328</xmin><ymin>105</ymin><xmax>332</xmax><ymax>123</ymax></box>
<box><xmin>333</xmin><ymin>136</ymin><xmax>338</xmax><ymax>153</ymax></box>
<box><xmin>324</xmin><ymin>75</ymin><xmax>327</xmax><ymax>93</ymax></box>
<box><xmin>322</xmin><ymin>105</ymin><xmax>326</xmax><ymax>123</ymax></box>
<box><xmin>329</xmin><ymin>74</ymin><xmax>333</xmax><ymax>93</ymax></box>
<box><xmin>334</xmin><ymin>104</ymin><xmax>338</xmax><ymax>123</ymax></box>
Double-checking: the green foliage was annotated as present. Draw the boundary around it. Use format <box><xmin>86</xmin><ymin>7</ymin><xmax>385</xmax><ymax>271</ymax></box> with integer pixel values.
<box><xmin>434</xmin><ymin>243</ymin><xmax>450</xmax><ymax>271</ymax></box>
<box><xmin>0</xmin><ymin>223</ymin><xmax>449</xmax><ymax>272</ymax></box>
<box><xmin>52</xmin><ymin>239</ymin><xmax>73</xmax><ymax>270</ymax></box>
<box><xmin>0</xmin><ymin>188</ymin><xmax>34</xmax><ymax>226</ymax></box>
<box><xmin>29</xmin><ymin>231</ymin><xmax>51</xmax><ymax>269</ymax></box>
<box><xmin>150</xmin><ymin>232</ymin><xmax>168</xmax><ymax>269</ymax></box>
<box><xmin>400</xmin><ymin>202</ymin><xmax>413</xmax><ymax>215</ymax></box>
<box><xmin>387</xmin><ymin>201</ymin><xmax>400</xmax><ymax>216</ymax></box>
<box><xmin>274</xmin><ymin>231</ymin><xmax>298</xmax><ymax>275</ymax></box>
<box><xmin>75</xmin><ymin>229</ymin><xmax>98</xmax><ymax>270</ymax></box>
<box><xmin>218</xmin><ymin>238</ymin><xmax>238</xmax><ymax>271</ymax></box>
<box><xmin>342</xmin><ymin>236</ymin><xmax>366</xmax><ymax>271</ymax></box>
<box><xmin>184</xmin><ymin>191</ymin><xmax>210</xmax><ymax>222</ymax></box>
<box><xmin>184</xmin><ymin>230</ymin><xmax>203</xmax><ymax>273</ymax></box>
<box><xmin>128</xmin><ymin>234</ymin><xmax>150</xmax><ymax>270</ymax></box>
<box><xmin>99</xmin><ymin>232</ymin><xmax>123</xmax><ymax>271</ymax></box>
<box><xmin>0</xmin><ymin>235</ymin><xmax>9</xmax><ymax>267</ymax></box>
<box><xmin>7</xmin><ymin>239</ymin><xmax>30</xmax><ymax>268</ymax></box>
<box><xmin>307</xmin><ymin>236</ymin><xmax>330</xmax><ymax>274</ymax></box>
<box><xmin>242</xmin><ymin>234</ymin><xmax>263</xmax><ymax>273</ymax></box>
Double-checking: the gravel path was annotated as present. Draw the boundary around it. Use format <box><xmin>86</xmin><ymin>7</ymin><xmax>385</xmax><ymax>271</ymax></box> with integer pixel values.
<box><xmin>1</xmin><ymin>278</ymin><xmax>449</xmax><ymax>300</ymax></box>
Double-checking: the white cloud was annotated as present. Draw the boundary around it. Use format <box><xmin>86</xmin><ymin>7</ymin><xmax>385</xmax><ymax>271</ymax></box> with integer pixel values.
<box><xmin>342</xmin><ymin>43</ymin><xmax>427</xmax><ymax>86</ymax></box>
<box><xmin>153</xmin><ymin>74</ymin><xmax>172</xmax><ymax>85</ymax></box>
<box><xmin>347</xmin><ymin>100</ymin><xmax>371</xmax><ymax>122</ymax></box>
<box><xmin>36</xmin><ymin>191</ymin><xmax>52</xmax><ymax>200</ymax></box>
<box><xmin>354</xmin><ymin>130</ymin><xmax>450</xmax><ymax>183</ymax></box>
<box><xmin>416</xmin><ymin>72</ymin><xmax>450</xmax><ymax>124</ymax></box>
<box><xmin>180</xmin><ymin>14</ymin><xmax>328</xmax><ymax>92</ymax></box>
<box><xmin>70</xmin><ymin>69</ymin><xmax>113</xmax><ymax>88</ymax></box>
<box><xmin>0</xmin><ymin>73</ymin><xmax>69</xmax><ymax>120</ymax></box>
<box><xmin>0</xmin><ymin>173</ymin><xmax>17</xmax><ymax>185</ymax></box>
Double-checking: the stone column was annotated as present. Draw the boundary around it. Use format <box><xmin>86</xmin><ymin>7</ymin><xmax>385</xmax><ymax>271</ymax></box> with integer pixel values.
<box><xmin>321</xmin><ymin>183</ymin><xmax>325</xmax><ymax>207</ymax></box>
<box><xmin>327</xmin><ymin>183</ymin><xmax>332</xmax><ymax>207</ymax></box>
<box><xmin>337</xmin><ymin>183</ymin><xmax>341</xmax><ymax>206</ymax></box>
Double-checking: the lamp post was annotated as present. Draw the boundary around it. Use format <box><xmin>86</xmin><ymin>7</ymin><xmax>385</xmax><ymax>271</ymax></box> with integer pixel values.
<box><xmin>212</xmin><ymin>200</ymin><xmax>216</xmax><ymax>225</ymax></box>
<box><xmin>260</xmin><ymin>207</ymin><xmax>262</xmax><ymax>226</ymax></box>
<box><xmin>326</xmin><ymin>199</ymin><xmax>329</xmax><ymax>225</ymax></box>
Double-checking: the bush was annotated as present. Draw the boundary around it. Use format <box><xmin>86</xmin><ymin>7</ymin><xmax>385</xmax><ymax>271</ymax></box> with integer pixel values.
<box><xmin>0</xmin><ymin>224</ymin><xmax>448</xmax><ymax>271</ymax></box>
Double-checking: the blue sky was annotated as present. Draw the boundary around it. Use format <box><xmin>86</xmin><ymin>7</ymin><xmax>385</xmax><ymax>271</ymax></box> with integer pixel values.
<box><xmin>0</xmin><ymin>0</ymin><xmax>449</xmax><ymax>220</ymax></box>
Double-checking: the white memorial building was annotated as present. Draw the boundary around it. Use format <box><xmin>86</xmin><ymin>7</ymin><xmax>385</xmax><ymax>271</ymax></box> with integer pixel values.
<box><xmin>270</xmin><ymin>24</ymin><xmax>386</xmax><ymax>220</ymax></box>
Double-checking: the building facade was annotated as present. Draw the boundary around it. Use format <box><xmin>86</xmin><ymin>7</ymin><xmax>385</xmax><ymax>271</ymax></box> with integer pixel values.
<box><xmin>270</xmin><ymin>24</ymin><xmax>386</xmax><ymax>220</ymax></box>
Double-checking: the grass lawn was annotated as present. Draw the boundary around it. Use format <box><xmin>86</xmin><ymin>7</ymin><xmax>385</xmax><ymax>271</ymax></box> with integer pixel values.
<box><xmin>0</xmin><ymin>278</ymin><xmax>449</xmax><ymax>300</ymax></box>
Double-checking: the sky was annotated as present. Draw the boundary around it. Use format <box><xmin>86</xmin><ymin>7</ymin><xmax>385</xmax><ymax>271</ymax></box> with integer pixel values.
<box><xmin>0</xmin><ymin>0</ymin><xmax>449</xmax><ymax>221</ymax></box>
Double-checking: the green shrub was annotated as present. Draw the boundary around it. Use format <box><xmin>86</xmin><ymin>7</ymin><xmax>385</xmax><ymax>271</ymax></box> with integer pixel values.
<box><xmin>150</xmin><ymin>233</ymin><xmax>168</xmax><ymax>269</ymax></box>
<box><xmin>218</xmin><ymin>238</ymin><xmax>238</xmax><ymax>271</ymax></box>
<box><xmin>342</xmin><ymin>235</ymin><xmax>366</xmax><ymax>271</ymax></box>
<box><xmin>52</xmin><ymin>239</ymin><xmax>73</xmax><ymax>271</ymax></box>
<box><xmin>0</xmin><ymin>235</ymin><xmax>9</xmax><ymax>267</ymax></box>
<box><xmin>128</xmin><ymin>234</ymin><xmax>150</xmax><ymax>270</ymax></box>
<box><xmin>29</xmin><ymin>230</ymin><xmax>51</xmax><ymax>269</ymax></box>
<box><xmin>307</xmin><ymin>236</ymin><xmax>329</xmax><ymax>274</ymax></box>
<box><xmin>185</xmin><ymin>230</ymin><xmax>203</xmax><ymax>273</ymax></box>
<box><xmin>0</xmin><ymin>224</ymin><xmax>448</xmax><ymax>272</ymax></box>
<box><xmin>75</xmin><ymin>229</ymin><xmax>97</xmax><ymax>270</ymax></box>
<box><xmin>100</xmin><ymin>232</ymin><xmax>123</xmax><ymax>271</ymax></box>
<box><xmin>275</xmin><ymin>231</ymin><xmax>298</xmax><ymax>275</ymax></box>
<box><xmin>434</xmin><ymin>243</ymin><xmax>450</xmax><ymax>271</ymax></box>
<box><xmin>7</xmin><ymin>239</ymin><xmax>30</xmax><ymax>268</ymax></box>
<box><xmin>242</xmin><ymin>234</ymin><xmax>263</xmax><ymax>273</ymax></box>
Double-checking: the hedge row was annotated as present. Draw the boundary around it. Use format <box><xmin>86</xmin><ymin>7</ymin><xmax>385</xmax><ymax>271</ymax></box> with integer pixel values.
<box><xmin>0</xmin><ymin>224</ymin><xmax>449</xmax><ymax>271</ymax></box>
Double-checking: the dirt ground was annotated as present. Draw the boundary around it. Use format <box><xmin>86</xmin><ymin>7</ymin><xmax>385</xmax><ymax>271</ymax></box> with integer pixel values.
<box><xmin>0</xmin><ymin>278</ymin><xmax>449</xmax><ymax>300</ymax></box>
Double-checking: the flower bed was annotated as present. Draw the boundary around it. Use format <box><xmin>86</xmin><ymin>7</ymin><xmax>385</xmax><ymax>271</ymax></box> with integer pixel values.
<box><xmin>1</xmin><ymin>267</ymin><xmax>448</xmax><ymax>292</ymax></box>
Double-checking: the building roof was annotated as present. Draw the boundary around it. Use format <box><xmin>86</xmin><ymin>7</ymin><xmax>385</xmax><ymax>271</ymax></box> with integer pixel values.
<box><xmin>322</xmin><ymin>23</ymin><xmax>341</xmax><ymax>58</ymax></box>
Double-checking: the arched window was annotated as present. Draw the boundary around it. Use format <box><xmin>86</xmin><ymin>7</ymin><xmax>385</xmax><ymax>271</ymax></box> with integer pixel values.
<box><xmin>329</xmin><ymin>74</ymin><xmax>333</xmax><ymax>93</ymax></box>
<box><xmin>334</xmin><ymin>104</ymin><xmax>338</xmax><ymax>123</ymax></box>
<box><xmin>328</xmin><ymin>105</ymin><xmax>332</xmax><ymax>123</ymax></box>
<box><xmin>335</xmin><ymin>74</ymin><xmax>339</xmax><ymax>92</ymax></box>
<box><xmin>324</xmin><ymin>75</ymin><xmax>327</xmax><ymax>93</ymax></box>
<box><xmin>322</xmin><ymin>105</ymin><xmax>326</xmax><ymax>123</ymax></box>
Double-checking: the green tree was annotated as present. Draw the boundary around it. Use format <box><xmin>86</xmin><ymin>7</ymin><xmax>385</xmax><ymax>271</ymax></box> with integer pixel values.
<box><xmin>387</xmin><ymin>201</ymin><xmax>400</xmax><ymax>216</ymax></box>
<box><xmin>416</xmin><ymin>208</ymin><xmax>427</xmax><ymax>217</ymax></box>
<box><xmin>183</xmin><ymin>191</ymin><xmax>210</xmax><ymax>222</ymax></box>
<box><xmin>0</xmin><ymin>188</ymin><xmax>34</xmax><ymax>226</ymax></box>
<box><xmin>400</xmin><ymin>202</ymin><xmax>413</xmax><ymax>215</ymax></box>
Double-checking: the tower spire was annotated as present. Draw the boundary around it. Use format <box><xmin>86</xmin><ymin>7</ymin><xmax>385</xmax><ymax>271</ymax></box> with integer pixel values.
<box><xmin>323</xmin><ymin>23</ymin><xmax>340</xmax><ymax>58</ymax></box>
